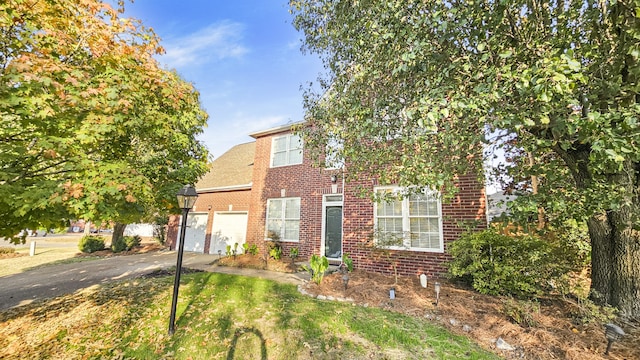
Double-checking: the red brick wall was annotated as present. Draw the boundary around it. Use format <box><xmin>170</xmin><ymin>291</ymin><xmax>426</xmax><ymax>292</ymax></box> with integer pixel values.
<box><xmin>342</xmin><ymin>174</ymin><xmax>486</xmax><ymax>278</ymax></box>
<box><xmin>247</xmin><ymin>129</ymin><xmax>487</xmax><ymax>278</ymax></box>
<box><xmin>167</xmin><ymin>189</ymin><xmax>251</xmax><ymax>252</ymax></box>
<box><xmin>246</xmin><ymin>130</ymin><xmax>337</xmax><ymax>260</ymax></box>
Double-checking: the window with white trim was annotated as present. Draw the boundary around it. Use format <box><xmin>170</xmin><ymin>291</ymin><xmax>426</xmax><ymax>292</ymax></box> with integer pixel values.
<box><xmin>374</xmin><ymin>186</ymin><xmax>443</xmax><ymax>252</ymax></box>
<box><xmin>271</xmin><ymin>134</ymin><xmax>303</xmax><ymax>167</ymax></box>
<box><xmin>266</xmin><ymin>197</ymin><xmax>300</xmax><ymax>241</ymax></box>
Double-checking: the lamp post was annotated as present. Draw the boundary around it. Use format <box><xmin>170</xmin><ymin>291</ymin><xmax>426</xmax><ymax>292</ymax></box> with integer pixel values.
<box><xmin>168</xmin><ymin>184</ymin><xmax>198</xmax><ymax>335</ymax></box>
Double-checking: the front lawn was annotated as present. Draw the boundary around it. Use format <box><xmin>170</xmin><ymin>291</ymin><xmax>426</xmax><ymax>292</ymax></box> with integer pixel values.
<box><xmin>0</xmin><ymin>271</ymin><xmax>497</xmax><ymax>359</ymax></box>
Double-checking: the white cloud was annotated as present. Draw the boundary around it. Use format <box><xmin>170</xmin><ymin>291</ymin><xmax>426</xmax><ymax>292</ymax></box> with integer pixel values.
<box><xmin>161</xmin><ymin>21</ymin><xmax>249</xmax><ymax>68</ymax></box>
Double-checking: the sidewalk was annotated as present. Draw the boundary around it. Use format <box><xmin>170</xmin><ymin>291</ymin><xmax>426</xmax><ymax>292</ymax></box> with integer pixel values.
<box><xmin>183</xmin><ymin>252</ymin><xmax>310</xmax><ymax>286</ymax></box>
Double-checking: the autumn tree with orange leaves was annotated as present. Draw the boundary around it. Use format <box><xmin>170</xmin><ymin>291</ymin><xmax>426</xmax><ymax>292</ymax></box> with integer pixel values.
<box><xmin>0</xmin><ymin>0</ymin><xmax>209</xmax><ymax>243</ymax></box>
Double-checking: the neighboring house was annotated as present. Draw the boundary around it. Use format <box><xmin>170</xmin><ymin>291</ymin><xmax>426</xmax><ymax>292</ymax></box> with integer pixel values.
<box><xmin>169</xmin><ymin>123</ymin><xmax>486</xmax><ymax>278</ymax></box>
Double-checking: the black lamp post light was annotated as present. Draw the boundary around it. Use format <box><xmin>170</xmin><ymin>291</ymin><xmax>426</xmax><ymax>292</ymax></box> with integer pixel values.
<box><xmin>168</xmin><ymin>184</ymin><xmax>198</xmax><ymax>335</ymax></box>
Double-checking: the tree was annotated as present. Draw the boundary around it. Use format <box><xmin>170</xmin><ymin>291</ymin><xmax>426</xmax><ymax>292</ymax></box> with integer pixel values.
<box><xmin>290</xmin><ymin>0</ymin><xmax>640</xmax><ymax>317</ymax></box>
<box><xmin>0</xmin><ymin>0</ymin><xmax>209</xmax><ymax>242</ymax></box>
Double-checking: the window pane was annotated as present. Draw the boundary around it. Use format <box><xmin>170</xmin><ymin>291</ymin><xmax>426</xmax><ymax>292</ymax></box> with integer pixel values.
<box><xmin>410</xmin><ymin>233</ymin><xmax>428</xmax><ymax>248</ymax></box>
<box><xmin>272</xmin><ymin>152</ymin><xmax>286</xmax><ymax>167</ymax></box>
<box><xmin>289</xmin><ymin>134</ymin><xmax>302</xmax><ymax>149</ymax></box>
<box><xmin>410</xmin><ymin>218</ymin><xmax>426</xmax><ymax>232</ymax></box>
<box><xmin>428</xmin><ymin>218</ymin><xmax>439</xmax><ymax>232</ymax></box>
<box><xmin>273</xmin><ymin>137</ymin><xmax>286</xmax><ymax>152</ymax></box>
<box><xmin>285</xmin><ymin>199</ymin><xmax>300</xmax><ymax>218</ymax></box>
<box><xmin>284</xmin><ymin>220</ymin><xmax>299</xmax><ymax>240</ymax></box>
<box><xmin>267</xmin><ymin>219</ymin><xmax>281</xmax><ymax>236</ymax></box>
<box><xmin>289</xmin><ymin>148</ymin><xmax>303</xmax><ymax>164</ymax></box>
<box><xmin>267</xmin><ymin>200</ymin><xmax>282</xmax><ymax>218</ymax></box>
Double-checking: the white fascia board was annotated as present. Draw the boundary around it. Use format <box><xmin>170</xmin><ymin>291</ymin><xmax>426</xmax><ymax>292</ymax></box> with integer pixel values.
<box><xmin>248</xmin><ymin>121</ymin><xmax>306</xmax><ymax>138</ymax></box>
<box><xmin>197</xmin><ymin>183</ymin><xmax>252</xmax><ymax>193</ymax></box>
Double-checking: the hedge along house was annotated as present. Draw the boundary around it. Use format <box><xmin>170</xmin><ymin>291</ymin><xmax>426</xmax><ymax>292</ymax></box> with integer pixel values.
<box><xmin>169</xmin><ymin>122</ymin><xmax>487</xmax><ymax>278</ymax></box>
<box><xmin>167</xmin><ymin>142</ymin><xmax>255</xmax><ymax>255</ymax></box>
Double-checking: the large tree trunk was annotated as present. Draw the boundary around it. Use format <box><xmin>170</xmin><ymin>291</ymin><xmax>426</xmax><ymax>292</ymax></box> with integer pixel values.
<box><xmin>587</xmin><ymin>213</ymin><xmax>613</xmax><ymax>304</ymax></box>
<box><xmin>588</xmin><ymin>161</ymin><xmax>640</xmax><ymax>318</ymax></box>
<box><xmin>590</xmin><ymin>209</ymin><xmax>640</xmax><ymax>318</ymax></box>
<box><xmin>111</xmin><ymin>222</ymin><xmax>126</xmax><ymax>251</ymax></box>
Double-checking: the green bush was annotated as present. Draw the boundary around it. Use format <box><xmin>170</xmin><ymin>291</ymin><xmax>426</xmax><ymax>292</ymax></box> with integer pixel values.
<box><xmin>111</xmin><ymin>237</ymin><xmax>127</xmax><ymax>253</ymax></box>
<box><xmin>268</xmin><ymin>241</ymin><xmax>282</xmax><ymax>260</ymax></box>
<box><xmin>79</xmin><ymin>235</ymin><xmax>105</xmax><ymax>253</ymax></box>
<box><xmin>247</xmin><ymin>244</ymin><xmax>259</xmax><ymax>256</ymax></box>
<box><xmin>111</xmin><ymin>235</ymin><xmax>141</xmax><ymax>253</ymax></box>
<box><xmin>309</xmin><ymin>254</ymin><xmax>329</xmax><ymax>285</ymax></box>
<box><xmin>124</xmin><ymin>235</ymin><xmax>141</xmax><ymax>250</ymax></box>
<box><xmin>448</xmin><ymin>229</ymin><xmax>583</xmax><ymax>297</ymax></box>
<box><xmin>342</xmin><ymin>253</ymin><xmax>354</xmax><ymax>272</ymax></box>
<box><xmin>289</xmin><ymin>246</ymin><xmax>299</xmax><ymax>263</ymax></box>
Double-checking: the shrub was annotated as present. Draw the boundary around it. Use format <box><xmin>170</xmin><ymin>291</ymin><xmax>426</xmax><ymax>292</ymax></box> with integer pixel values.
<box><xmin>248</xmin><ymin>244</ymin><xmax>259</xmax><ymax>255</ymax></box>
<box><xmin>502</xmin><ymin>298</ymin><xmax>539</xmax><ymax>327</ymax></box>
<box><xmin>342</xmin><ymin>253</ymin><xmax>354</xmax><ymax>272</ymax></box>
<box><xmin>448</xmin><ymin>229</ymin><xmax>583</xmax><ymax>297</ymax></box>
<box><xmin>268</xmin><ymin>241</ymin><xmax>282</xmax><ymax>260</ymax></box>
<box><xmin>289</xmin><ymin>247</ymin><xmax>299</xmax><ymax>264</ymax></box>
<box><xmin>111</xmin><ymin>237</ymin><xmax>127</xmax><ymax>253</ymax></box>
<box><xmin>309</xmin><ymin>254</ymin><xmax>329</xmax><ymax>285</ymax></box>
<box><xmin>79</xmin><ymin>235</ymin><xmax>105</xmax><ymax>253</ymax></box>
<box><xmin>0</xmin><ymin>247</ymin><xmax>15</xmax><ymax>255</ymax></box>
<box><xmin>111</xmin><ymin>235</ymin><xmax>141</xmax><ymax>253</ymax></box>
<box><xmin>124</xmin><ymin>235</ymin><xmax>141</xmax><ymax>250</ymax></box>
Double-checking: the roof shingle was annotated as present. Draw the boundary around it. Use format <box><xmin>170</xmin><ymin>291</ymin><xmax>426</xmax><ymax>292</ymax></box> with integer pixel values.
<box><xmin>195</xmin><ymin>142</ymin><xmax>255</xmax><ymax>192</ymax></box>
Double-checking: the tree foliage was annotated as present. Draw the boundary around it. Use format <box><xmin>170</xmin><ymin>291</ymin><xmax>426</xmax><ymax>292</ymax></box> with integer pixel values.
<box><xmin>0</xmin><ymin>0</ymin><xmax>209</xmax><ymax>242</ymax></box>
<box><xmin>291</xmin><ymin>0</ymin><xmax>640</xmax><ymax>317</ymax></box>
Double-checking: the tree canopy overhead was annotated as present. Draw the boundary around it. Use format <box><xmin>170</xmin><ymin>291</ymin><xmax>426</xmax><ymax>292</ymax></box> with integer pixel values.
<box><xmin>290</xmin><ymin>0</ymin><xmax>640</xmax><ymax>317</ymax></box>
<box><xmin>1</xmin><ymin>0</ymin><xmax>209</xmax><ymax>241</ymax></box>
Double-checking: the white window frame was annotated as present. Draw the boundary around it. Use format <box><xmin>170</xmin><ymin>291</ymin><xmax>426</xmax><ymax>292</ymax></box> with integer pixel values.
<box><xmin>270</xmin><ymin>133</ymin><xmax>303</xmax><ymax>167</ymax></box>
<box><xmin>265</xmin><ymin>197</ymin><xmax>301</xmax><ymax>242</ymax></box>
<box><xmin>373</xmin><ymin>186</ymin><xmax>444</xmax><ymax>253</ymax></box>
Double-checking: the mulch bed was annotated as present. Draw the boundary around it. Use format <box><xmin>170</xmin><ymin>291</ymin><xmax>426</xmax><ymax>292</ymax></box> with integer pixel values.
<box><xmin>218</xmin><ymin>254</ymin><xmax>639</xmax><ymax>360</ymax></box>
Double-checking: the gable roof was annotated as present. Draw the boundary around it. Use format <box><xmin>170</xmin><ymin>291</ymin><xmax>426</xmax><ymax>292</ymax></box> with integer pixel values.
<box><xmin>195</xmin><ymin>141</ymin><xmax>256</xmax><ymax>192</ymax></box>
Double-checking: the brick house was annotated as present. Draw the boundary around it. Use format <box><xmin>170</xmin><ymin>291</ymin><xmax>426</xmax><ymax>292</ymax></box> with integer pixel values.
<box><xmin>169</xmin><ymin>122</ymin><xmax>486</xmax><ymax>278</ymax></box>
<box><xmin>167</xmin><ymin>141</ymin><xmax>255</xmax><ymax>255</ymax></box>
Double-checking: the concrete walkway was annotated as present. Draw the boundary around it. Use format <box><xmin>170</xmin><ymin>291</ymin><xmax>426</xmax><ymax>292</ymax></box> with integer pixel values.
<box><xmin>0</xmin><ymin>250</ymin><xmax>308</xmax><ymax>311</ymax></box>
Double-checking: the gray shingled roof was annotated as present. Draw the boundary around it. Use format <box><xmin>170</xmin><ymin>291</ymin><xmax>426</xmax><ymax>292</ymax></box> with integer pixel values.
<box><xmin>195</xmin><ymin>142</ymin><xmax>255</xmax><ymax>192</ymax></box>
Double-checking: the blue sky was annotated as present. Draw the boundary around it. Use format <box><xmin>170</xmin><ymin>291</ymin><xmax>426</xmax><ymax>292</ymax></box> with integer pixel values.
<box><xmin>119</xmin><ymin>0</ymin><xmax>324</xmax><ymax>158</ymax></box>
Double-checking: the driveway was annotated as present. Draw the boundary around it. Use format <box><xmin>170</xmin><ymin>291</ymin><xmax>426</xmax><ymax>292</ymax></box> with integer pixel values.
<box><xmin>0</xmin><ymin>250</ymin><xmax>306</xmax><ymax>311</ymax></box>
<box><xmin>0</xmin><ymin>251</ymin><xmax>217</xmax><ymax>311</ymax></box>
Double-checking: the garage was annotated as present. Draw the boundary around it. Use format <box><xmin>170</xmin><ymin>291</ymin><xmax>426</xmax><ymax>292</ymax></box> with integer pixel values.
<box><xmin>209</xmin><ymin>212</ymin><xmax>248</xmax><ymax>255</ymax></box>
<box><xmin>177</xmin><ymin>212</ymin><xmax>208</xmax><ymax>253</ymax></box>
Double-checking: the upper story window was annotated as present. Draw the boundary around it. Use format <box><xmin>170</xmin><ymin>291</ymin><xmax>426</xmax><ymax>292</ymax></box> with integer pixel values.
<box><xmin>271</xmin><ymin>134</ymin><xmax>303</xmax><ymax>167</ymax></box>
<box><xmin>374</xmin><ymin>186</ymin><xmax>443</xmax><ymax>252</ymax></box>
<box><xmin>324</xmin><ymin>137</ymin><xmax>344</xmax><ymax>169</ymax></box>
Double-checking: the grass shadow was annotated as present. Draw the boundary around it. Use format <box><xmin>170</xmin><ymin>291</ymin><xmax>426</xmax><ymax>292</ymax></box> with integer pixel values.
<box><xmin>226</xmin><ymin>327</ymin><xmax>268</xmax><ymax>360</ymax></box>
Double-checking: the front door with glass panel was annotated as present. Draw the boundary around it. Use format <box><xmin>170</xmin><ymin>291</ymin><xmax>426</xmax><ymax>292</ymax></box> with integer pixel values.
<box><xmin>323</xmin><ymin>195</ymin><xmax>343</xmax><ymax>259</ymax></box>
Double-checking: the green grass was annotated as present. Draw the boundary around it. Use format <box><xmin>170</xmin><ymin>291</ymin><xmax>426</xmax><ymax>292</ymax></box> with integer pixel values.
<box><xmin>0</xmin><ymin>272</ymin><xmax>499</xmax><ymax>359</ymax></box>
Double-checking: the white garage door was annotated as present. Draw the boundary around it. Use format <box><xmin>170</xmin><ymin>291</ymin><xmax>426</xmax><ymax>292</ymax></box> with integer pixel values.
<box><xmin>177</xmin><ymin>213</ymin><xmax>208</xmax><ymax>253</ymax></box>
<box><xmin>209</xmin><ymin>212</ymin><xmax>248</xmax><ymax>255</ymax></box>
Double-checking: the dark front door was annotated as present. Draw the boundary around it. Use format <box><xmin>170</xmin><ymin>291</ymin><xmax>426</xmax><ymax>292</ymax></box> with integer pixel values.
<box><xmin>324</xmin><ymin>206</ymin><xmax>343</xmax><ymax>259</ymax></box>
